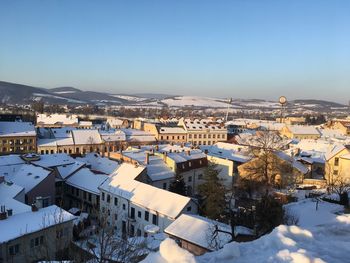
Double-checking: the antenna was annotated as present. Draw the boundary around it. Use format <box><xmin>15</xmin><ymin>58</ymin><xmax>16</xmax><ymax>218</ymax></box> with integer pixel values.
<box><xmin>225</xmin><ymin>98</ymin><xmax>232</xmax><ymax>122</ymax></box>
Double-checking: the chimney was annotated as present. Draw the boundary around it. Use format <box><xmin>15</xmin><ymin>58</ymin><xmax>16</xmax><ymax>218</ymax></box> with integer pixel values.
<box><xmin>31</xmin><ymin>204</ymin><xmax>38</xmax><ymax>212</ymax></box>
<box><xmin>204</xmin><ymin>149</ymin><xmax>208</xmax><ymax>154</ymax></box>
<box><xmin>186</xmin><ymin>150</ymin><xmax>191</xmax><ymax>156</ymax></box>
<box><xmin>0</xmin><ymin>205</ymin><xmax>7</xmax><ymax>220</ymax></box>
<box><xmin>155</xmin><ymin>145</ymin><xmax>159</xmax><ymax>151</ymax></box>
<box><xmin>163</xmin><ymin>152</ymin><xmax>168</xmax><ymax>161</ymax></box>
<box><xmin>145</xmin><ymin>152</ymin><xmax>150</xmax><ymax>165</ymax></box>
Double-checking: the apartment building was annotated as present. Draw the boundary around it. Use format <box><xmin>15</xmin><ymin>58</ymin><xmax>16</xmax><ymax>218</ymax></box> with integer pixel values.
<box><xmin>0</xmin><ymin>122</ymin><xmax>36</xmax><ymax>155</ymax></box>
<box><xmin>179</xmin><ymin>118</ymin><xmax>227</xmax><ymax>146</ymax></box>
<box><xmin>99</xmin><ymin>163</ymin><xmax>196</xmax><ymax>238</ymax></box>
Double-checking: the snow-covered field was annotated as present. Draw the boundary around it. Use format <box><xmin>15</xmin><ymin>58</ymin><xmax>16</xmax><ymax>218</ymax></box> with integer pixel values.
<box><xmin>142</xmin><ymin>199</ymin><xmax>350</xmax><ymax>263</ymax></box>
<box><xmin>161</xmin><ymin>96</ymin><xmax>230</xmax><ymax>108</ymax></box>
<box><xmin>111</xmin><ymin>94</ymin><xmax>148</xmax><ymax>102</ymax></box>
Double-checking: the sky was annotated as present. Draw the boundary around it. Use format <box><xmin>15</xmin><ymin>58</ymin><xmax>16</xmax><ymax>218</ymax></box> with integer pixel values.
<box><xmin>0</xmin><ymin>0</ymin><xmax>350</xmax><ymax>102</ymax></box>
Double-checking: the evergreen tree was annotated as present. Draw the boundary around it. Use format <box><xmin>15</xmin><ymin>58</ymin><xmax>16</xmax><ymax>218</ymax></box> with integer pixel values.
<box><xmin>169</xmin><ymin>173</ymin><xmax>187</xmax><ymax>196</ymax></box>
<box><xmin>198</xmin><ymin>163</ymin><xmax>226</xmax><ymax>220</ymax></box>
<box><xmin>255</xmin><ymin>194</ymin><xmax>284</xmax><ymax>236</ymax></box>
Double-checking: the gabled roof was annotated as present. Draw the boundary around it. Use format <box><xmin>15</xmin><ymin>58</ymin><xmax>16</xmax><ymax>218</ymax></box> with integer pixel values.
<box><xmin>0</xmin><ymin>205</ymin><xmax>75</xmax><ymax>243</ymax></box>
<box><xmin>286</xmin><ymin>125</ymin><xmax>320</xmax><ymax>135</ymax></box>
<box><xmin>71</xmin><ymin>129</ymin><xmax>102</xmax><ymax>145</ymax></box>
<box><xmin>0</xmin><ymin>122</ymin><xmax>36</xmax><ymax>137</ymax></box>
<box><xmin>76</xmin><ymin>153</ymin><xmax>120</xmax><ymax>174</ymax></box>
<box><xmin>32</xmin><ymin>153</ymin><xmax>76</xmax><ymax>168</ymax></box>
<box><xmin>100</xmin><ymin>163</ymin><xmax>191</xmax><ymax>219</ymax></box>
<box><xmin>65</xmin><ymin>168</ymin><xmax>108</xmax><ymax>195</ymax></box>
<box><xmin>2</xmin><ymin>164</ymin><xmax>52</xmax><ymax>193</ymax></box>
<box><xmin>165</xmin><ymin>214</ymin><xmax>232</xmax><ymax>250</ymax></box>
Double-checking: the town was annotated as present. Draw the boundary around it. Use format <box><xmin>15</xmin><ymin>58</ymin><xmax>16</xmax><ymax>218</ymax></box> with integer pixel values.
<box><xmin>0</xmin><ymin>107</ymin><xmax>349</xmax><ymax>262</ymax></box>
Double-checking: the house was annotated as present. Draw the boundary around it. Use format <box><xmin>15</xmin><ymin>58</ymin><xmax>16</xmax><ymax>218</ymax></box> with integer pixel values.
<box><xmin>327</xmin><ymin>118</ymin><xmax>350</xmax><ymax>136</ymax></box>
<box><xmin>110</xmin><ymin>144</ymin><xmax>208</xmax><ymax>195</ymax></box>
<box><xmin>0</xmin><ymin>204</ymin><xmax>75</xmax><ymax>263</ymax></box>
<box><xmin>202</xmin><ymin>142</ymin><xmax>251</xmax><ymax>187</ymax></box>
<box><xmin>106</xmin><ymin>117</ymin><xmax>129</xmax><ymax>129</ymax></box>
<box><xmin>325</xmin><ymin>144</ymin><xmax>350</xmax><ymax>184</ymax></box>
<box><xmin>142</xmin><ymin>122</ymin><xmax>187</xmax><ymax>144</ymax></box>
<box><xmin>0</xmin><ymin>158</ymin><xmax>55</xmax><ymax>206</ymax></box>
<box><xmin>0</xmin><ymin>122</ymin><xmax>36</xmax><ymax>155</ymax></box>
<box><xmin>280</xmin><ymin>125</ymin><xmax>321</xmax><ymax>140</ymax></box>
<box><xmin>64</xmin><ymin>168</ymin><xmax>108</xmax><ymax>216</ymax></box>
<box><xmin>99</xmin><ymin>163</ymin><xmax>197</xmax><ymax>238</ymax></box>
<box><xmin>71</xmin><ymin>129</ymin><xmax>103</xmax><ymax>154</ymax></box>
<box><xmin>165</xmin><ymin>214</ymin><xmax>240</xmax><ymax>256</ymax></box>
<box><xmin>36</xmin><ymin>113</ymin><xmax>79</xmax><ymax>128</ymax></box>
<box><xmin>238</xmin><ymin>151</ymin><xmax>309</xmax><ymax>187</ymax></box>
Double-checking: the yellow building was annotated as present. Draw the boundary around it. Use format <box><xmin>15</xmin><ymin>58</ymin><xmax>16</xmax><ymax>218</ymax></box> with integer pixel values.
<box><xmin>325</xmin><ymin>145</ymin><xmax>350</xmax><ymax>184</ymax></box>
<box><xmin>0</xmin><ymin>122</ymin><xmax>37</xmax><ymax>155</ymax></box>
<box><xmin>179</xmin><ymin>118</ymin><xmax>227</xmax><ymax>146</ymax></box>
<box><xmin>280</xmin><ymin>125</ymin><xmax>320</xmax><ymax>140</ymax></box>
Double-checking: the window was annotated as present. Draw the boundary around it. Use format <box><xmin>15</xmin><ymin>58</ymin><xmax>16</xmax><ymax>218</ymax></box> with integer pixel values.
<box><xmin>198</xmin><ymin>174</ymin><xmax>203</xmax><ymax>180</ymax></box>
<box><xmin>83</xmin><ymin>191</ymin><xmax>87</xmax><ymax>200</ymax></box>
<box><xmin>188</xmin><ymin>135</ymin><xmax>192</xmax><ymax>139</ymax></box>
<box><xmin>9</xmin><ymin>244</ymin><xmax>20</xmax><ymax>255</ymax></box>
<box><xmin>75</xmin><ymin>188</ymin><xmax>79</xmax><ymax>196</ymax></box>
<box><xmin>187</xmin><ymin>206</ymin><xmax>192</xmax><ymax>212</ymax></box>
<box><xmin>88</xmin><ymin>193</ymin><xmax>92</xmax><ymax>202</ymax></box>
<box><xmin>334</xmin><ymin>170</ymin><xmax>338</xmax><ymax>175</ymax></box>
<box><xmin>138</xmin><ymin>211</ymin><xmax>142</xmax><ymax>218</ymax></box>
<box><xmin>115</xmin><ymin>214</ymin><xmax>118</xmax><ymax>220</ymax></box>
<box><xmin>30</xmin><ymin>236</ymin><xmax>44</xmax><ymax>248</ymax></box>
<box><xmin>163</xmin><ymin>182</ymin><xmax>167</xmax><ymax>189</ymax></box>
<box><xmin>102</xmin><ymin>192</ymin><xmax>105</xmax><ymax>201</ymax></box>
<box><xmin>189</xmin><ymin>162</ymin><xmax>192</xmax><ymax>167</ymax></box>
<box><xmin>334</xmin><ymin>157</ymin><xmax>339</xmax><ymax>166</ymax></box>
<box><xmin>123</xmin><ymin>204</ymin><xmax>126</xmax><ymax>210</ymax></box>
<box><xmin>56</xmin><ymin>229</ymin><xmax>64</xmax><ymax>239</ymax></box>
<box><xmin>145</xmin><ymin>211</ymin><xmax>149</xmax><ymax>221</ymax></box>
<box><xmin>137</xmin><ymin>229</ymin><xmax>142</xmax><ymax>236</ymax></box>
<box><xmin>188</xmin><ymin>176</ymin><xmax>192</xmax><ymax>182</ymax></box>
<box><xmin>152</xmin><ymin>214</ymin><xmax>157</xmax><ymax>225</ymax></box>
<box><xmin>130</xmin><ymin>207</ymin><xmax>135</xmax><ymax>219</ymax></box>
<box><xmin>114</xmin><ymin>197</ymin><xmax>118</xmax><ymax>206</ymax></box>
<box><xmin>107</xmin><ymin>194</ymin><xmax>111</xmax><ymax>203</ymax></box>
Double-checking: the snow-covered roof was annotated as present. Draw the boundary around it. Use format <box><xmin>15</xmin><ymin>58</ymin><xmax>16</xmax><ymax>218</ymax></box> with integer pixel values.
<box><xmin>286</xmin><ymin>125</ymin><xmax>320</xmax><ymax>135</ymax></box>
<box><xmin>0</xmin><ymin>205</ymin><xmax>75</xmax><ymax>243</ymax></box>
<box><xmin>203</xmin><ymin>142</ymin><xmax>251</xmax><ymax>163</ymax></box>
<box><xmin>0</xmin><ymin>155</ymin><xmax>25</xmax><ymax>166</ymax></box>
<box><xmin>165</xmin><ymin>214</ymin><xmax>232</xmax><ymax>250</ymax></box>
<box><xmin>32</xmin><ymin>153</ymin><xmax>76</xmax><ymax>168</ymax></box>
<box><xmin>100</xmin><ymin>164</ymin><xmax>191</xmax><ymax>219</ymax></box>
<box><xmin>52</xmin><ymin>127</ymin><xmax>75</xmax><ymax>138</ymax></box>
<box><xmin>0</xmin><ymin>121</ymin><xmax>36</xmax><ymax>137</ymax></box>
<box><xmin>159</xmin><ymin>127</ymin><xmax>186</xmax><ymax>134</ymax></box>
<box><xmin>76</xmin><ymin>153</ymin><xmax>120</xmax><ymax>174</ymax></box>
<box><xmin>100</xmin><ymin>130</ymin><xmax>126</xmax><ymax>142</ymax></box>
<box><xmin>274</xmin><ymin>151</ymin><xmax>309</xmax><ymax>174</ymax></box>
<box><xmin>56</xmin><ymin>137</ymin><xmax>75</xmax><ymax>146</ymax></box>
<box><xmin>71</xmin><ymin>129</ymin><xmax>102</xmax><ymax>145</ymax></box>
<box><xmin>37</xmin><ymin>138</ymin><xmax>57</xmax><ymax>147</ymax></box>
<box><xmin>122</xmin><ymin>150</ymin><xmax>174</xmax><ymax>181</ymax></box>
<box><xmin>56</xmin><ymin>161</ymin><xmax>85</xmax><ymax>179</ymax></box>
<box><xmin>36</xmin><ymin>113</ymin><xmax>78</xmax><ymax>125</ymax></box>
<box><xmin>166</xmin><ymin>150</ymin><xmax>207</xmax><ymax>163</ymax></box>
<box><xmin>0</xmin><ymin>181</ymin><xmax>24</xmax><ymax>200</ymax></box>
<box><xmin>2</xmin><ymin>164</ymin><xmax>52</xmax><ymax>193</ymax></box>
<box><xmin>65</xmin><ymin>168</ymin><xmax>108</xmax><ymax>194</ymax></box>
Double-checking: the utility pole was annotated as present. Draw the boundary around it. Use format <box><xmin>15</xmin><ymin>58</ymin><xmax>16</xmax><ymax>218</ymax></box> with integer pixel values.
<box><xmin>225</xmin><ymin>98</ymin><xmax>232</xmax><ymax>122</ymax></box>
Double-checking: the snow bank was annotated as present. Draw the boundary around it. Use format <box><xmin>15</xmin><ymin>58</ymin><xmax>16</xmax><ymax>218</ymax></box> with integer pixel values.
<box><xmin>141</xmin><ymin>214</ymin><xmax>350</xmax><ymax>263</ymax></box>
<box><xmin>142</xmin><ymin>238</ymin><xmax>196</xmax><ymax>263</ymax></box>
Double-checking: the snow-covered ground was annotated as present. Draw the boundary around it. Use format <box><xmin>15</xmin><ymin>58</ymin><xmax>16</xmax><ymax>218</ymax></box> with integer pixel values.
<box><xmin>141</xmin><ymin>199</ymin><xmax>350</xmax><ymax>263</ymax></box>
<box><xmin>161</xmin><ymin>96</ymin><xmax>230</xmax><ymax>108</ymax></box>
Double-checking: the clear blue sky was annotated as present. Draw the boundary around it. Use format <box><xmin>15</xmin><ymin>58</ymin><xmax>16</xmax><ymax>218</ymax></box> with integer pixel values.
<box><xmin>1</xmin><ymin>0</ymin><xmax>349</xmax><ymax>102</ymax></box>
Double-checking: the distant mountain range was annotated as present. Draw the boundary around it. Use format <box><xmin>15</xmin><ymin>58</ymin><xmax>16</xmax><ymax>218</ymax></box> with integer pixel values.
<box><xmin>0</xmin><ymin>80</ymin><xmax>348</xmax><ymax>112</ymax></box>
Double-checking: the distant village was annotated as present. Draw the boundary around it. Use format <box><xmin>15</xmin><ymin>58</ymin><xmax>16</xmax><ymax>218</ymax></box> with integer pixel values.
<box><xmin>0</xmin><ymin>112</ymin><xmax>350</xmax><ymax>262</ymax></box>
